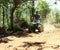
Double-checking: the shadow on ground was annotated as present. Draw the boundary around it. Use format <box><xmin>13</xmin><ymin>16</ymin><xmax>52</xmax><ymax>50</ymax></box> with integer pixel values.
<box><xmin>0</xmin><ymin>29</ymin><xmax>41</xmax><ymax>38</ymax></box>
<box><xmin>17</xmin><ymin>41</ymin><xmax>46</xmax><ymax>50</ymax></box>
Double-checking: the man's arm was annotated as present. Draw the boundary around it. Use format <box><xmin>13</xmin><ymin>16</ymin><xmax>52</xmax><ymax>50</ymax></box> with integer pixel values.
<box><xmin>30</xmin><ymin>15</ymin><xmax>34</xmax><ymax>21</ymax></box>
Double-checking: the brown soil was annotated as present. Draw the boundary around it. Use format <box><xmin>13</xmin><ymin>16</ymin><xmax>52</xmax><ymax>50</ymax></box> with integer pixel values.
<box><xmin>0</xmin><ymin>23</ymin><xmax>60</xmax><ymax>50</ymax></box>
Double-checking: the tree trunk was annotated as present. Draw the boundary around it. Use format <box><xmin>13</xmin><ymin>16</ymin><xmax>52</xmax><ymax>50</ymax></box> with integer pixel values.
<box><xmin>31</xmin><ymin>1</ymin><xmax>35</xmax><ymax>15</ymax></box>
<box><xmin>10</xmin><ymin>4</ymin><xmax>17</xmax><ymax>30</ymax></box>
<box><xmin>3</xmin><ymin>7</ymin><xmax>5</xmax><ymax>27</ymax></box>
<box><xmin>6</xmin><ymin>8</ymin><xmax>9</xmax><ymax>27</ymax></box>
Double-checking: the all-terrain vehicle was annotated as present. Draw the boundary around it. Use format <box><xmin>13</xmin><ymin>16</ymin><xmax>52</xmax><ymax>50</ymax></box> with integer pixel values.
<box><xmin>29</xmin><ymin>19</ymin><xmax>44</xmax><ymax>33</ymax></box>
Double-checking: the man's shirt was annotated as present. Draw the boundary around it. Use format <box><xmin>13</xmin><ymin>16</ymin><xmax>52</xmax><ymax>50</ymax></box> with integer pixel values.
<box><xmin>34</xmin><ymin>14</ymin><xmax>40</xmax><ymax>20</ymax></box>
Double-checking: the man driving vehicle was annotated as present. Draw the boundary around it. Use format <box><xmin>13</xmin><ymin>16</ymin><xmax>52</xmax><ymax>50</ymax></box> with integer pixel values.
<box><xmin>30</xmin><ymin>11</ymin><xmax>43</xmax><ymax>32</ymax></box>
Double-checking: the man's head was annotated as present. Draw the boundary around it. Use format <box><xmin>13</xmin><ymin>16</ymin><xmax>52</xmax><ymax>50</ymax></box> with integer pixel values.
<box><xmin>36</xmin><ymin>11</ymin><xmax>40</xmax><ymax>14</ymax></box>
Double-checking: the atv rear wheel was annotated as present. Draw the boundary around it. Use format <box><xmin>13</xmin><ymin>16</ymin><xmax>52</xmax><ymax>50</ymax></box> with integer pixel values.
<box><xmin>38</xmin><ymin>25</ymin><xmax>44</xmax><ymax>32</ymax></box>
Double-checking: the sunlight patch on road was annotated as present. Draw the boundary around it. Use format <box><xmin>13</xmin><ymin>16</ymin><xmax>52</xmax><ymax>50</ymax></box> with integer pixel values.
<box><xmin>43</xmin><ymin>23</ymin><xmax>56</xmax><ymax>32</ymax></box>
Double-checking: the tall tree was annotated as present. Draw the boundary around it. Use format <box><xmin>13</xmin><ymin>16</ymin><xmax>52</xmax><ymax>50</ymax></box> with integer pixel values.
<box><xmin>10</xmin><ymin>0</ymin><xmax>35</xmax><ymax>30</ymax></box>
<box><xmin>0</xmin><ymin>0</ymin><xmax>36</xmax><ymax>30</ymax></box>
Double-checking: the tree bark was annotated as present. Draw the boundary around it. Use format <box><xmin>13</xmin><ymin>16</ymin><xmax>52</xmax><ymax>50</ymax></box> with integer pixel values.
<box><xmin>3</xmin><ymin>7</ymin><xmax>5</xmax><ymax>27</ymax></box>
<box><xmin>10</xmin><ymin>4</ymin><xmax>17</xmax><ymax>30</ymax></box>
<box><xmin>31</xmin><ymin>1</ymin><xmax>35</xmax><ymax>15</ymax></box>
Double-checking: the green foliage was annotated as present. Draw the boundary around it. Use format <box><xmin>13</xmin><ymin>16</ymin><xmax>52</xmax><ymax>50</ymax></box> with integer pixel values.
<box><xmin>36</xmin><ymin>0</ymin><xmax>51</xmax><ymax>19</ymax></box>
<box><xmin>47</xmin><ymin>9</ymin><xmax>60</xmax><ymax>24</ymax></box>
<box><xmin>0</xmin><ymin>0</ymin><xmax>11</xmax><ymax>7</ymax></box>
<box><xmin>0</xmin><ymin>0</ymin><xmax>60</xmax><ymax>30</ymax></box>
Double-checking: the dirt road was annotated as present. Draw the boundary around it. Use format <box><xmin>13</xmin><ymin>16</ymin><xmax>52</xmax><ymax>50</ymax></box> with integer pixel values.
<box><xmin>0</xmin><ymin>24</ymin><xmax>60</xmax><ymax>50</ymax></box>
